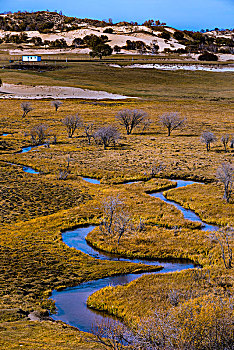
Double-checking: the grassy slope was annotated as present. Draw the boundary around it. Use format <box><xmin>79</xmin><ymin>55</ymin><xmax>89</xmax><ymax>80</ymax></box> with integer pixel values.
<box><xmin>0</xmin><ymin>58</ymin><xmax>234</xmax><ymax>100</ymax></box>
<box><xmin>0</xmin><ymin>58</ymin><xmax>233</xmax><ymax>348</ymax></box>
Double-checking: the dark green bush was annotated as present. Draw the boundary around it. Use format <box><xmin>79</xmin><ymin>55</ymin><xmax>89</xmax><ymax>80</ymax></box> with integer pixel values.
<box><xmin>198</xmin><ymin>52</ymin><xmax>218</xmax><ymax>61</ymax></box>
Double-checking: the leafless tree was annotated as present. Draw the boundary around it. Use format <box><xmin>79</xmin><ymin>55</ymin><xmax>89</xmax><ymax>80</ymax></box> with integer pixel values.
<box><xmin>115</xmin><ymin>212</ymin><xmax>132</xmax><ymax>245</ymax></box>
<box><xmin>221</xmin><ymin>134</ymin><xmax>229</xmax><ymax>152</ymax></box>
<box><xmin>62</xmin><ymin>114</ymin><xmax>82</xmax><ymax>138</ymax></box>
<box><xmin>57</xmin><ymin>155</ymin><xmax>71</xmax><ymax>180</ymax></box>
<box><xmin>90</xmin><ymin>296</ymin><xmax>234</xmax><ymax>350</ymax></box>
<box><xmin>159</xmin><ymin>112</ymin><xmax>186</xmax><ymax>136</ymax></box>
<box><xmin>99</xmin><ymin>195</ymin><xmax>122</xmax><ymax>235</ymax></box>
<box><xmin>51</xmin><ymin>100</ymin><xmax>62</xmax><ymax>111</ymax></box>
<box><xmin>30</xmin><ymin>124</ymin><xmax>48</xmax><ymax>145</ymax></box>
<box><xmin>150</xmin><ymin>162</ymin><xmax>166</xmax><ymax>178</ymax></box>
<box><xmin>137</xmin><ymin>217</ymin><xmax>146</xmax><ymax>232</ymax></box>
<box><xmin>210</xmin><ymin>226</ymin><xmax>234</xmax><ymax>269</ymax></box>
<box><xmin>230</xmin><ymin>135</ymin><xmax>234</xmax><ymax>149</ymax></box>
<box><xmin>216</xmin><ymin>162</ymin><xmax>233</xmax><ymax>203</ymax></box>
<box><xmin>84</xmin><ymin>122</ymin><xmax>94</xmax><ymax>144</ymax></box>
<box><xmin>99</xmin><ymin>195</ymin><xmax>132</xmax><ymax>244</ymax></box>
<box><xmin>21</xmin><ymin>102</ymin><xmax>33</xmax><ymax>118</ymax></box>
<box><xmin>200</xmin><ymin>131</ymin><xmax>217</xmax><ymax>151</ymax></box>
<box><xmin>140</xmin><ymin>118</ymin><xmax>152</xmax><ymax>135</ymax></box>
<box><xmin>115</xmin><ymin>109</ymin><xmax>148</xmax><ymax>135</ymax></box>
<box><xmin>94</xmin><ymin>125</ymin><xmax>120</xmax><ymax>149</ymax></box>
<box><xmin>88</xmin><ymin>319</ymin><xmax>132</xmax><ymax>350</ymax></box>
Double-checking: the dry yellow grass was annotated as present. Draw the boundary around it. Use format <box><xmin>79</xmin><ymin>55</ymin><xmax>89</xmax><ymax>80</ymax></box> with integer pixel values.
<box><xmin>0</xmin><ymin>63</ymin><xmax>233</xmax><ymax>348</ymax></box>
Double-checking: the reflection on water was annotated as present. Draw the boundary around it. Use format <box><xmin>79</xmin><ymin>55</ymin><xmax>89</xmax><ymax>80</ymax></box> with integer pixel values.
<box><xmin>51</xmin><ymin>178</ymin><xmax>218</xmax><ymax>332</ymax></box>
<box><xmin>149</xmin><ymin>179</ymin><xmax>217</xmax><ymax>231</ymax></box>
<box><xmin>22</xmin><ymin>166</ymin><xmax>39</xmax><ymax>174</ymax></box>
<box><xmin>52</xmin><ymin>224</ymin><xmax>196</xmax><ymax>332</ymax></box>
<box><xmin>82</xmin><ymin>177</ymin><xmax>101</xmax><ymax>184</ymax></box>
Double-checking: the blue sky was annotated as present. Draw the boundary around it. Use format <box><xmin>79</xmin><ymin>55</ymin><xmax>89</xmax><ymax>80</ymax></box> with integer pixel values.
<box><xmin>0</xmin><ymin>0</ymin><xmax>233</xmax><ymax>30</ymax></box>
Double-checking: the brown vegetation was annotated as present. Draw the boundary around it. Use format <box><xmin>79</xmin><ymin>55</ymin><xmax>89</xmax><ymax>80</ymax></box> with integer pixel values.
<box><xmin>0</xmin><ymin>61</ymin><xmax>233</xmax><ymax>348</ymax></box>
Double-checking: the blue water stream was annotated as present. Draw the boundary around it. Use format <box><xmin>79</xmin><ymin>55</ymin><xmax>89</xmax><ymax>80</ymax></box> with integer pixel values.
<box><xmin>50</xmin><ymin>177</ymin><xmax>218</xmax><ymax>333</ymax></box>
<box><xmin>12</xmin><ymin>147</ymin><xmax>217</xmax><ymax>332</ymax></box>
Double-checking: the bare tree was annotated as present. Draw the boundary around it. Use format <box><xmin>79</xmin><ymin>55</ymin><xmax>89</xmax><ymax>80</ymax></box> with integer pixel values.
<box><xmin>84</xmin><ymin>122</ymin><xmax>94</xmax><ymax>145</ymax></box>
<box><xmin>51</xmin><ymin>100</ymin><xmax>62</xmax><ymax>111</ymax></box>
<box><xmin>150</xmin><ymin>162</ymin><xmax>165</xmax><ymax>178</ymax></box>
<box><xmin>88</xmin><ymin>319</ymin><xmax>132</xmax><ymax>350</ymax></box>
<box><xmin>221</xmin><ymin>134</ymin><xmax>229</xmax><ymax>152</ymax></box>
<box><xmin>210</xmin><ymin>226</ymin><xmax>234</xmax><ymax>269</ymax></box>
<box><xmin>159</xmin><ymin>112</ymin><xmax>186</xmax><ymax>136</ymax></box>
<box><xmin>230</xmin><ymin>135</ymin><xmax>234</xmax><ymax>149</ymax></box>
<box><xmin>137</xmin><ymin>217</ymin><xmax>146</xmax><ymax>232</ymax></box>
<box><xmin>30</xmin><ymin>124</ymin><xmax>48</xmax><ymax>145</ymax></box>
<box><xmin>216</xmin><ymin>162</ymin><xmax>233</xmax><ymax>203</ymax></box>
<box><xmin>140</xmin><ymin>118</ymin><xmax>152</xmax><ymax>135</ymax></box>
<box><xmin>99</xmin><ymin>195</ymin><xmax>122</xmax><ymax>235</ymax></box>
<box><xmin>200</xmin><ymin>131</ymin><xmax>216</xmax><ymax>151</ymax></box>
<box><xmin>99</xmin><ymin>195</ymin><xmax>132</xmax><ymax>244</ymax></box>
<box><xmin>62</xmin><ymin>114</ymin><xmax>82</xmax><ymax>138</ymax></box>
<box><xmin>94</xmin><ymin>125</ymin><xmax>120</xmax><ymax>149</ymax></box>
<box><xmin>115</xmin><ymin>109</ymin><xmax>148</xmax><ymax>135</ymax></box>
<box><xmin>90</xmin><ymin>296</ymin><xmax>234</xmax><ymax>350</ymax></box>
<box><xmin>57</xmin><ymin>155</ymin><xmax>71</xmax><ymax>180</ymax></box>
<box><xmin>21</xmin><ymin>102</ymin><xmax>33</xmax><ymax>118</ymax></box>
<box><xmin>115</xmin><ymin>212</ymin><xmax>132</xmax><ymax>245</ymax></box>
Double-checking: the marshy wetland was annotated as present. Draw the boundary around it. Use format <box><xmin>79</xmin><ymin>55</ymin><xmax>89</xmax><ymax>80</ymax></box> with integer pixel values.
<box><xmin>0</xmin><ymin>55</ymin><xmax>233</xmax><ymax>349</ymax></box>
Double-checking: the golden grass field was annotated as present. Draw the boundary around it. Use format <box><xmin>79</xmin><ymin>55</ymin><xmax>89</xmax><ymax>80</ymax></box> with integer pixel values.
<box><xmin>0</xmin><ymin>55</ymin><xmax>233</xmax><ymax>348</ymax></box>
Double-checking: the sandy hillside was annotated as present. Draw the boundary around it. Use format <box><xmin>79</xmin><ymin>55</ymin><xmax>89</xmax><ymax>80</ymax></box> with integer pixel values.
<box><xmin>0</xmin><ymin>25</ymin><xmax>186</xmax><ymax>53</ymax></box>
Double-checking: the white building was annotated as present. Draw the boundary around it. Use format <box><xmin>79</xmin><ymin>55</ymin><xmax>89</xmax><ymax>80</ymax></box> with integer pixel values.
<box><xmin>22</xmin><ymin>55</ymin><xmax>41</xmax><ymax>62</ymax></box>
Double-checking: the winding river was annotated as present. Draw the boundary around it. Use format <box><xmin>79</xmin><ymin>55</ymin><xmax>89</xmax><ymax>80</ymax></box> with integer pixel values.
<box><xmin>50</xmin><ymin>225</ymin><xmax>196</xmax><ymax>332</ymax></box>
<box><xmin>14</xmin><ymin>146</ymin><xmax>218</xmax><ymax>332</ymax></box>
<box><xmin>8</xmin><ymin>145</ymin><xmax>42</xmax><ymax>174</ymax></box>
<box><xmin>50</xmin><ymin>177</ymin><xmax>217</xmax><ymax>333</ymax></box>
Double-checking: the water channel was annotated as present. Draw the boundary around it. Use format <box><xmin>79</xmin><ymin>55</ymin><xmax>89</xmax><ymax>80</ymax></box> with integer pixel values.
<box><xmin>50</xmin><ymin>177</ymin><xmax>217</xmax><ymax>333</ymax></box>
<box><xmin>14</xmin><ymin>147</ymin><xmax>218</xmax><ymax>332</ymax></box>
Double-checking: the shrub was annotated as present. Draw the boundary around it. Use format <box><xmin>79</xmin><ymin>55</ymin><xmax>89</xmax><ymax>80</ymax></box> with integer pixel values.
<box><xmin>103</xmin><ymin>28</ymin><xmax>113</xmax><ymax>34</ymax></box>
<box><xmin>198</xmin><ymin>52</ymin><xmax>218</xmax><ymax>61</ymax></box>
<box><xmin>159</xmin><ymin>31</ymin><xmax>171</xmax><ymax>40</ymax></box>
<box><xmin>173</xmin><ymin>31</ymin><xmax>184</xmax><ymax>41</ymax></box>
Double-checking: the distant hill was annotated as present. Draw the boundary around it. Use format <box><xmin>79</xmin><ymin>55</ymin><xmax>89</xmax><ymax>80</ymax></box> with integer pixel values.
<box><xmin>0</xmin><ymin>11</ymin><xmax>233</xmax><ymax>56</ymax></box>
